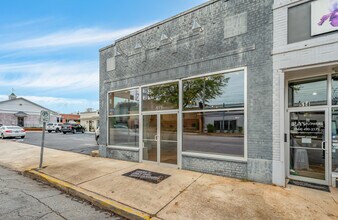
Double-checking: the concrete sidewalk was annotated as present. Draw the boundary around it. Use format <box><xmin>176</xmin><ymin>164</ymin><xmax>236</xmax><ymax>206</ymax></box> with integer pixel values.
<box><xmin>0</xmin><ymin>140</ymin><xmax>337</xmax><ymax>220</ymax></box>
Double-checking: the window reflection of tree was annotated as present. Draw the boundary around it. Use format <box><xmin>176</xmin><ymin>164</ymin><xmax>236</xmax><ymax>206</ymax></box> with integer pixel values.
<box><xmin>146</xmin><ymin>75</ymin><xmax>229</xmax><ymax>133</ymax></box>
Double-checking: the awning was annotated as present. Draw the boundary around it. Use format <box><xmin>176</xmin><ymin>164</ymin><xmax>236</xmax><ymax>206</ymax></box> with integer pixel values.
<box><xmin>14</xmin><ymin>111</ymin><xmax>28</xmax><ymax>117</ymax></box>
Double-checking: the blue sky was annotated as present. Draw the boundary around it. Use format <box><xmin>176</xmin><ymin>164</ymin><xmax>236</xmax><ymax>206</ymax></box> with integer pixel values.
<box><xmin>0</xmin><ymin>0</ymin><xmax>207</xmax><ymax>113</ymax></box>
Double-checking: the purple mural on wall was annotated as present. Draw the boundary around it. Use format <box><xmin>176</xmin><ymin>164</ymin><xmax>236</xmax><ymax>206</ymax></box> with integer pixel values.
<box><xmin>312</xmin><ymin>0</ymin><xmax>338</xmax><ymax>36</ymax></box>
<box><xmin>318</xmin><ymin>0</ymin><xmax>338</xmax><ymax>27</ymax></box>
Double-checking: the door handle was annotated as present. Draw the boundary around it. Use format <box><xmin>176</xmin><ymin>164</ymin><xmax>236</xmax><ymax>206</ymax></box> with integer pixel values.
<box><xmin>154</xmin><ymin>135</ymin><xmax>157</xmax><ymax>141</ymax></box>
<box><xmin>321</xmin><ymin>141</ymin><xmax>326</xmax><ymax>150</ymax></box>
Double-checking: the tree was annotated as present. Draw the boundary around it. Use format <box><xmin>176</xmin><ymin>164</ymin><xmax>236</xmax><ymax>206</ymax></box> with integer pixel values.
<box><xmin>183</xmin><ymin>74</ymin><xmax>229</xmax><ymax>108</ymax></box>
<box><xmin>145</xmin><ymin>74</ymin><xmax>229</xmax><ymax>108</ymax></box>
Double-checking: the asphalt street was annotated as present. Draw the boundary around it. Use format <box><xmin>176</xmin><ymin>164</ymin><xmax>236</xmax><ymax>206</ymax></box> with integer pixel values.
<box><xmin>0</xmin><ymin>166</ymin><xmax>123</xmax><ymax>220</ymax></box>
<box><xmin>9</xmin><ymin>131</ymin><xmax>98</xmax><ymax>155</ymax></box>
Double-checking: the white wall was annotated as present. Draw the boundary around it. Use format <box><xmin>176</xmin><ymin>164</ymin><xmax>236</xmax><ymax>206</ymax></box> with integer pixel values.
<box><xmin>273</xmin><ymin>0</ymin><xmax>338</xmax><ymax>186</ymax></box>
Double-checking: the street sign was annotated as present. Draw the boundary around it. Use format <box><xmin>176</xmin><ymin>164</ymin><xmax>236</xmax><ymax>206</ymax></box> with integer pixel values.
<box><xmin>40</xmin><ymin>110</ymin><xmax>50</xmax><ymax>123</ymax></box>
<box><xmin>39</xmin><ymin>110</ymin><xmax>49</xmax><ymax>169</ymax></box>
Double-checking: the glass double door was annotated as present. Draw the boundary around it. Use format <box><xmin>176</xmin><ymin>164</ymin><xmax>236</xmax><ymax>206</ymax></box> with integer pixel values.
<box><xmin>289</xmin><ymin>109</ymin><xmax>329</xmax><ymax>184</ymax></box>
<box><xmin>142</xmin><ymin>113</ymin><xmax>178</xmax><ymax>166</ymax></box>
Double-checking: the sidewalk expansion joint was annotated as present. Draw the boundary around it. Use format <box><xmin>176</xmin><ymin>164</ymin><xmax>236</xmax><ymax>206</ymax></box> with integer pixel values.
<box><xmin>24</xmin><ymin>169</ymin><xmax>152</xmax><ymax>220</ymax></box>
<box><xmin>76</xmin><ymin>163</ymin><xmax>139</xmax><ymax>186</ymax></box>
<box><xmin>154</xmin><ymin>173</ymin><xmax>204</xmax><ymax>217</ymax></box>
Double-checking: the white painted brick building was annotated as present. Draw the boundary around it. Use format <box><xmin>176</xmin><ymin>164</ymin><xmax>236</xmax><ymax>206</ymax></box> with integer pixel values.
<box><xmin>273</xmin><ymin>0</ymin><xmax>338</xmax><ymax>186</ymax></box>
<box><xmin>0</xmin><ymin>93</ymin><xmax>58</xmax><ymax>128</ymax></box>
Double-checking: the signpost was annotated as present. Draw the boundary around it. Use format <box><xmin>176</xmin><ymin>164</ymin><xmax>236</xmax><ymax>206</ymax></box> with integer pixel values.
<box><xmin>39</xmin><ymin>110</ymin><xmax>50</xmax><ymax>169</ymax></box>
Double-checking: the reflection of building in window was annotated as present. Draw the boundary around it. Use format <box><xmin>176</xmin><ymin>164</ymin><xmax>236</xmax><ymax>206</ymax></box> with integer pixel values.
<box><xmin>109</xmin><ymin>89</ymin><xmax>139</xmax><ymax>115</ymax></box>
<box><xmin>288</xmin><ymin>77</ymin><xmax>327</xmax><ymax>107</ymax></box>
<box><xmin>182</xmin><ymin>70</ymin><xmax>245</xmax><ymax>157</ymax></box>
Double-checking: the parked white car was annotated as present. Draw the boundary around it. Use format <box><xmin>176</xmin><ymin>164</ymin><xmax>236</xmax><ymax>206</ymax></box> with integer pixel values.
<box><xmin>0</xmin><ymin>126</ymin><xmax>26</xmax><ymax>139</ymax></box>
<box><xmin>46</xmin><ymin>123</ymin><xmax>63</xmax><ymax>133</ymax></box>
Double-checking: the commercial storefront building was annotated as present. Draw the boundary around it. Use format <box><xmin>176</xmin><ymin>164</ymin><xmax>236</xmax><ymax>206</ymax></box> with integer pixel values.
<box><xmin>99</xmin><ymin>0</ymin><xmax>274</xmax><ymax>184</ymax></box>
<box><xmin>273</xmin><ymin>0</ymin><xmax>338</xmax><ymax>187</ymax></box>
<box><xmin>80</xmin><ymin>109</ymin><xmax>99</xmax><ymax>132</ymax></box>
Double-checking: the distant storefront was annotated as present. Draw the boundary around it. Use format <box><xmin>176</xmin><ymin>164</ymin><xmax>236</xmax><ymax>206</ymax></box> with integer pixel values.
<box><xmin>60</xmin><ymin>114</ymin><xmax>80</xmax><ymax>124</ymax></box>
<box><xmin>80</xmin><ymin>110</ymin><xmax>99</xmax><ymax>132</ymax></box>
<box><xmin>99</xmin><ymin>0</ymin><xmax>274</xmax><ymax>184</ymax></box>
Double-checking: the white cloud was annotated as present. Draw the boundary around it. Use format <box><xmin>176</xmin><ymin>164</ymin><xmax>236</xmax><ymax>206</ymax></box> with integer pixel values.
<box><xmin>0</xmin><ymin>18</ymin><xmax>54</xmax><ymax>29</ymax></box>
<box><xmin>0</xmin><ymin>61</ymin><xmax>98</xmax><ymax>90</ymax></box>
<box><xmin>0</xmin><ymin>25</ymin><xmax>147</xmax><ymax>50</ymax></box>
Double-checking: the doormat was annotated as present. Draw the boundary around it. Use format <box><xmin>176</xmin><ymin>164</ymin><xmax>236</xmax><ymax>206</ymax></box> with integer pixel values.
<box><xmin>123</xmin><ymin>169</ymin><xmax>170</xmax><ymax>184</ymax></box>
<box><xmin>288</xmin><ymin>180</ymin><xmax>330</xmax><ymax>192</ymax></box>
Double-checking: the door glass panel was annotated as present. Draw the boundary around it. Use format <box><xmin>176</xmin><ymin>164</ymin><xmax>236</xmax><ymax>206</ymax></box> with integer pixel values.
<box><xmin>332</xmin><ymin>108</ymin><xmax>338</xmax><ymax>172</ymax></box>
<box><xmin>289</xmin><ymin>111</ymin><xmax>326</xmax><ymax>180</ymax></box>
<box><xmin>143</xmin><ymin>115</ymin><xmax>157</xmax><ymax>162</ymax></box>
<box><xmin>288</xmin><ymin>77</ymin><xmax>327</xmax><ymax>107</ymax></box>
<box><xmin>160</xmin><ymin>114</ymin><xmax>177</xmax><ymax>164</ymax></box>
<box><xmin>332</xmin><ymin>74</ymin><xmax>338</xmax><ymax>105</ymax></box>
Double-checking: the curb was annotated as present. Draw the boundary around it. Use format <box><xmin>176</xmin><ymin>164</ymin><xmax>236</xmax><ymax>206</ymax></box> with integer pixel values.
<box><xmin>23</xmin><ymin>169</ymin><xmax>152</xmax><ymax>220</ymax></box>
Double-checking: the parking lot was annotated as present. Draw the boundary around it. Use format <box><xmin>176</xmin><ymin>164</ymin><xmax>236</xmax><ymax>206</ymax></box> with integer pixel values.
<box><xmin>7</xmin><ymin>131</ymin><xmax>98</xmax><ymax>155</ymax></box>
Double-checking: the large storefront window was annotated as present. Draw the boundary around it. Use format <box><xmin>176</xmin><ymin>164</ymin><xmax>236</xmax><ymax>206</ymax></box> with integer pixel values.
<box><xmin>108</xmin><ymin>116</ymin><xmax>139</xmax><ymax>147</ymax></box>
<box><xmin>183</xmin><ymin>71</ymin><xmax>244</xmax><ymax>110</ymax></box>
<box><xmin>288</xmin><ymin>77</ymin><xmax>327</xmax><ymax>107</ymax></box>
<box><xmin>108</xmin><ymin>89</ymin><xmax>140</xmax><ymax>148</ymax></box>
<box><xmin>108</xmin><ymin>88</ymin><xmax>139</xmax><ymax>115</ymax></box>
<box><xmin>182</xmin><ymin>71</ymin><xmax>245</xmax><ymax>157</ymax></box>
<box><xmin>183</xmin><ymin>111</ymin><xmax>244</xmax><ymax>156</ymax></box>
<box><xmin>142</xmin><ymin>82</ymin><xmax>179</xmax><ymax>111</ymax></box>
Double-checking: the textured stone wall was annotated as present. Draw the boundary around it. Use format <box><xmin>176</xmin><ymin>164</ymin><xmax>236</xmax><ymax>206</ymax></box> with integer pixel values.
<box><xmin>100</xmin><ymin>0</ymin><xmax>274</xmax><ymax>183</ymax></box>
<box><xmin>182</xmin><ymin>156</ymin><xmax>247</xmax><ymax>179</ymax></box>
<box><xmin>100</xmin><ymin>146</ymin><xmax>139</xmax><ymax>162</ymax></box>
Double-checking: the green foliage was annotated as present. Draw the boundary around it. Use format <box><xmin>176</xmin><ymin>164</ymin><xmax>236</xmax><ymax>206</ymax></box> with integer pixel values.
<box><xmin>207</xmin><ymin>124</ymin><xmax>215</xmax><ymax>133</ymax></box>
<box><xmin>183</xmin><ymin>74</ymin><xmax>229</xmax><ymax>108</ymax></box>
<box><xmin>146</xmin><ymin>83</ymin><xmax>179</xmax><ymax>108</ymax></box>
<box><xmin>145</xmin><ymin>74</ymin><xmax>229</xmax><ymax>108</ymax></box>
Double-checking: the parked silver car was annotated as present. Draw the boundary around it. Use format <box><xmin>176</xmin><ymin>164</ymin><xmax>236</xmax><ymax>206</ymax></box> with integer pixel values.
<box><xmin>0</xmin><ymin>126</ymin><xmax>26</xmax><ymax>139</ymax></box>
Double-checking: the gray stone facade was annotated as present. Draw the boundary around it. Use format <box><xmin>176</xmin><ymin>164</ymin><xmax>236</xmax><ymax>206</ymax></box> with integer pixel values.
<box><xmin>182</xmin><ymin>156</ymin><xmax>247</xmax><ymax>179</ymax></box>
<box><xmin>99</xmin><ymin>0</ymin><xmax>273</xmax><ymax>183</ymax></box>
<box><xmin>99</xmin><ymin>146</ymin><xmax>139</xmax><ymax>162</ymax></box>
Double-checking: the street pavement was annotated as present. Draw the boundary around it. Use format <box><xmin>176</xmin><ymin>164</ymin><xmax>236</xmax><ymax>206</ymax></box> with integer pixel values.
<box><xmin>8</xmin><ymin>131</ymin><xmax>98</xmax><ymax>155</ymax></box>
<box><xmin>0</xmin><ymin>166</ymin><xmax>123</xmax><ymax>220</ymax></box>
<box><xmin>0</xmin><ymin>140</ymin><xmax>337</xmax><ymax>220</ymax></box>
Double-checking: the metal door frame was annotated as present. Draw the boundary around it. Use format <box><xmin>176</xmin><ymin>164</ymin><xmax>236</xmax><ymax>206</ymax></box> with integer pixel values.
<box><xmin>286</xmin><ymin>107</ymin><xmax>329</xmax><ymax>185</ymax></box>
<box><xmin>141</xmin><ymin>111</ymin><xmax>179</xmax><ymax>168</ymax></box>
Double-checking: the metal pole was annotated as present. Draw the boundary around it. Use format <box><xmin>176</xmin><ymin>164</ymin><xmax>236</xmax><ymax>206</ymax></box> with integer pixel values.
<box><xmin>39</xmin><ymin>122</ymin><xmax>46</xmax><ymax>169</ymax></box>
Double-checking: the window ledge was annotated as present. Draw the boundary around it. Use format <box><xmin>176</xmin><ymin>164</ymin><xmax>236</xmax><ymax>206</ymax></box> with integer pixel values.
<box><xmin>182</xmin><ymin>151</ymin><xmax>247</xmax><ymax>163</ymax></box>
<box><xmin>106</xmin><ymin>145</ymin><xmax>139</xmax><ymax>152</ymax></box>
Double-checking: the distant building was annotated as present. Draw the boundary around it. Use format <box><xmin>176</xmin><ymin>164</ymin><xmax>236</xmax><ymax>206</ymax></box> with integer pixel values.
<box><xmin>0</xmin><ymin>93</ymin><xmax>58</xmax><ymax>127</ymax></box>
<box><xmin>80</xmin><ymin>109</ymin><xmax>99</xmax><ymax>132</ymax></box>
<box><xmin>60</xmin><ymin>114</ymin><xmax>80</xmax><ymax>124</ymax></box>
